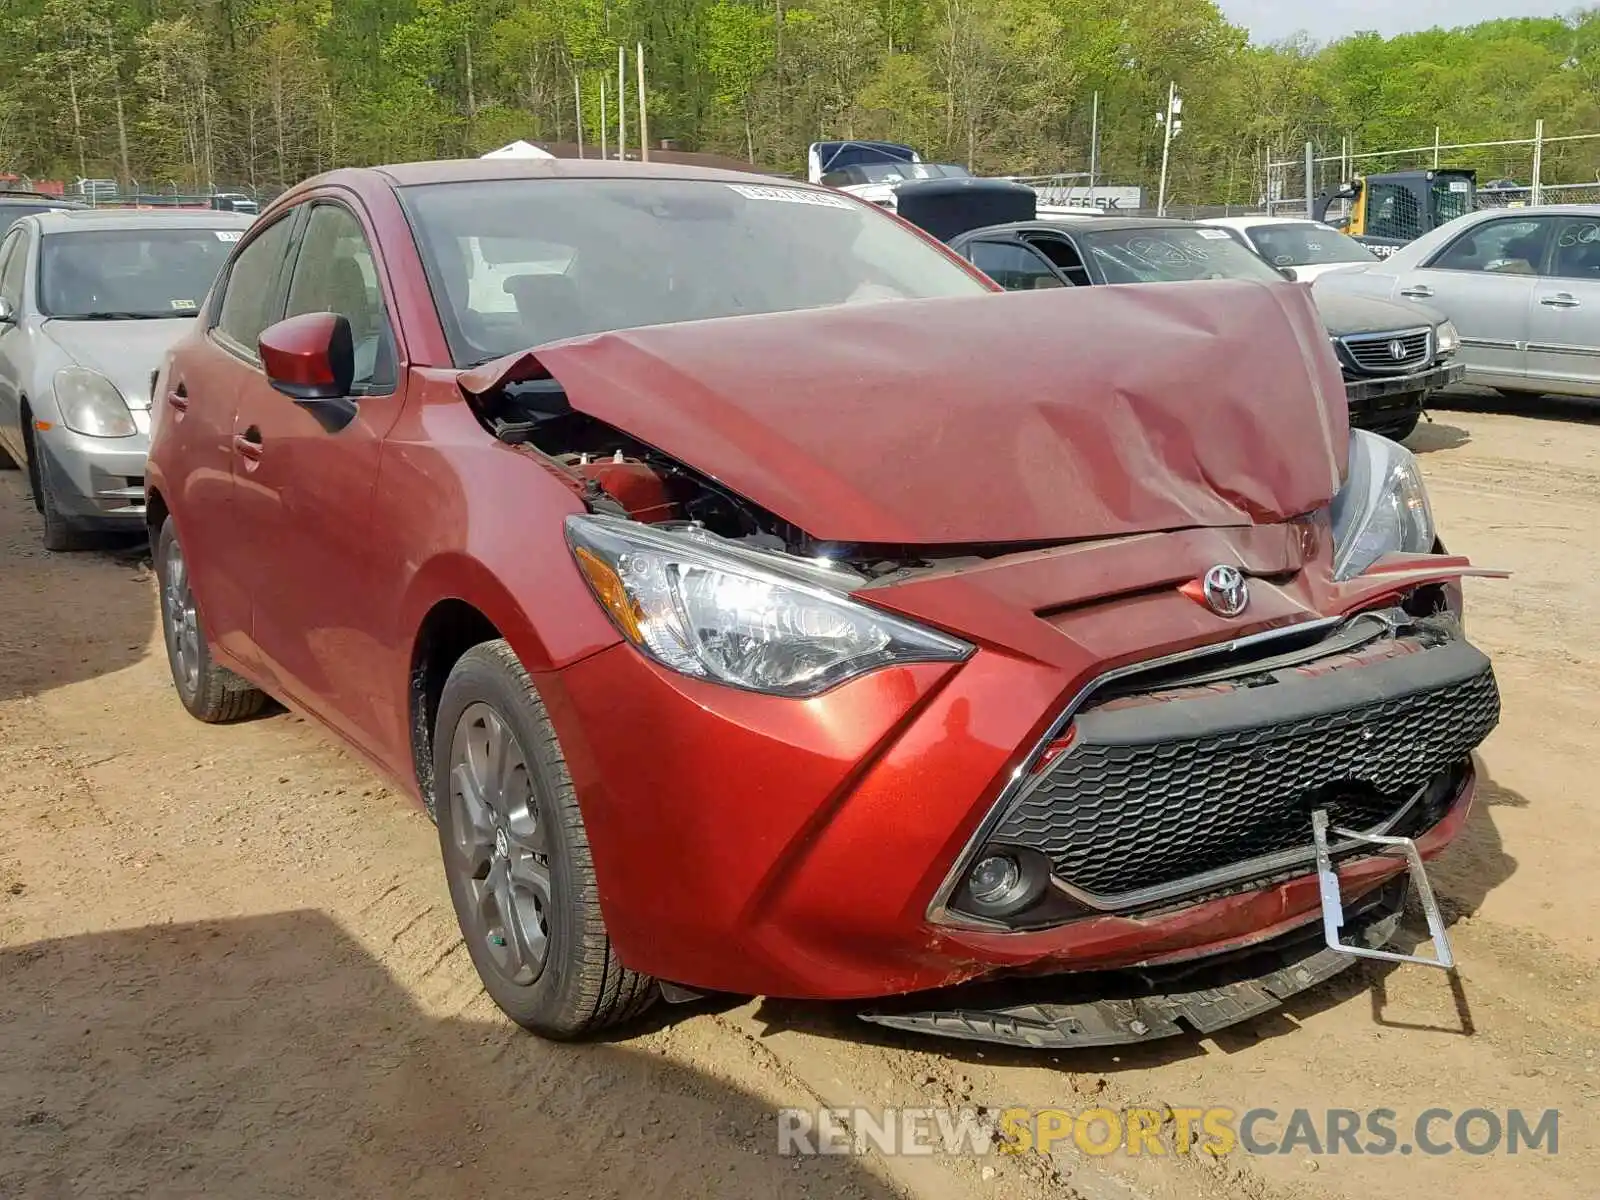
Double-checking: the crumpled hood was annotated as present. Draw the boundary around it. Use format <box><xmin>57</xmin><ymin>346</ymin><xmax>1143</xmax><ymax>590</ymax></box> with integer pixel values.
<box><xmin>467</xmin><ymin>280</ymin><xmax>1349</xmax><ymax>546</ymax></box>
<box><xmin>41</xmin><ymin>317</ymin><xmax>194</xmax><ymax>409</ymax></box>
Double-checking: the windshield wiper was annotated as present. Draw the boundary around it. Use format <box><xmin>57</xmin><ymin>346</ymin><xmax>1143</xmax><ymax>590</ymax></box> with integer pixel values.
<box><xmin>52</xmin><ymin>311</ymin><xmax>174</xmax><ymax>321</ymax></box>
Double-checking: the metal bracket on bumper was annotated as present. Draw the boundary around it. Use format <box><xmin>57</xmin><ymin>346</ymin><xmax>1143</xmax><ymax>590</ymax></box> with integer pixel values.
<box><xmin>1312</xmin><ymin>807</ymin><xmax>1454</xmax><ymax>971</ymax></box>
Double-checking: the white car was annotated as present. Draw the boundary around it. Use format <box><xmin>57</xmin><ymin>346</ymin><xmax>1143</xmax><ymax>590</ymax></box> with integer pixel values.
<box><xmin>1199</xmin><ymin>216</ymin><xmax>1379</xmax><ymax>282</ymax></box>
<box><xmin>1312</xmin><ymin>204</ymin><xmax>1600</xmax><ymax>400</ymax></box>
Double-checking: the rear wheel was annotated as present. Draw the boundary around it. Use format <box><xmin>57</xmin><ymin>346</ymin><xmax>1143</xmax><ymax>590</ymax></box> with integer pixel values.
<box><xmin>155</xmin><ymin>517</ymin><xmax>266</xmax><ymax>722</ymax></box>
<box><xmin>433</xmin><ymin>640</ymin><xmax>656</xmax><ymax>1038</ymax></box>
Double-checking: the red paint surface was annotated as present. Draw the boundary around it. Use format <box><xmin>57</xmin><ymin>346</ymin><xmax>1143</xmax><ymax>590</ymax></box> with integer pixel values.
<box><xmin>146</xmin><ymin>160</ymin><xmax>1493</xmax><ymax>1001</ymax></box>
<box><xmin>258</xmin><ymin>312</ymin><xmax>343</xmax><ymax>389</ymax></box>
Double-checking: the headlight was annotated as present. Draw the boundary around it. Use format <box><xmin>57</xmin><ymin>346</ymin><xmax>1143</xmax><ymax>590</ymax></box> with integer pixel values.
<box><xmin>1329</xmin><ymin>429</ymin><xmax>1436</xmax><ymax>580</ymax></box>
<box><xmin>565</xmin><ymin>514</ymin><xmax>973</xmax><ymax>697</ymax></box>
<box><xmin>1435</xmin><ymin>319</ymin><xmax>1461</xmax><ymax>357</ymax></box>
<box><xmin>54</xmin><ymin>367</ymin><xmax>136</xmax><ymax>438</ymax></box>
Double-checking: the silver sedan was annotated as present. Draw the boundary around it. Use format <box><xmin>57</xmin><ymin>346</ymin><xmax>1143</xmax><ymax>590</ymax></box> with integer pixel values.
<box><xmin>1312</xmin><ymin>203</ymin><xmax>1600</xmax><ymax>401</ymax></box>
<box><xmin>0</xmin><ymin>209</ymin><xmax>252</xmax><ymax>548</ymax></box>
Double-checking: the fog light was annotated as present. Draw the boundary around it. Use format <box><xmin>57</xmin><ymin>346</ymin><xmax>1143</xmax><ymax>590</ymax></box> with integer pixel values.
<box><xmin>969</xmin><ymin>854</ymin><xmax>1024</xmax><ymax>907</ymax></box>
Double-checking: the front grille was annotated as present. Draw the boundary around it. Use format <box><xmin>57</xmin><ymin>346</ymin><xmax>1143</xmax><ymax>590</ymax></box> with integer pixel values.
<box><xmin>1341</xmin><ymin>328</ymin><xmax>1431</xmax><ymax>375</ymax></box>
<box><xmin>989</xmin><ymin>657</ymin><xmax>1499</xmax><ymax>902</ymax></box>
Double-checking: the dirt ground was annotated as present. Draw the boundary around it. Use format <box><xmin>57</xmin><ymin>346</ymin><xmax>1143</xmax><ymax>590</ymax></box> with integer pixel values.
<box><xmin>1</xmin><ymin>395</ymin><xmax>1596</xmax><ymax>1200</ymax></box>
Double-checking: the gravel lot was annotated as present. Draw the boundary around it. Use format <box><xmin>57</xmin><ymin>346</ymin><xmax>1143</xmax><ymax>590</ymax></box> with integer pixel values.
<box><xmin>1</xmin><ymin>397</ymin><xmax>1595</xmax><ymax>1199</ymax></box>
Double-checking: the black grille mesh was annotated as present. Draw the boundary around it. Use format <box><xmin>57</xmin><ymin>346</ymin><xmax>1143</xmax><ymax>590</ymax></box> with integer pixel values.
<box><xmin>1343</xmin><ymin>330</ymin><xmax>1430</xmax><ymax>374</ymax></box>
<box><xmin>990</xmin><ymin>666</ymin><xmax>1499</xmax><ymax>899</ymax></box>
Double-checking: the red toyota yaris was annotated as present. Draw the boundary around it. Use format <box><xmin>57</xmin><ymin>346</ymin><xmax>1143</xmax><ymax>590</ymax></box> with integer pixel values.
<box><xmin>146</xmin><ymin>159</ymin><xmax>1500</xmax><ymax>1047</ymax></box>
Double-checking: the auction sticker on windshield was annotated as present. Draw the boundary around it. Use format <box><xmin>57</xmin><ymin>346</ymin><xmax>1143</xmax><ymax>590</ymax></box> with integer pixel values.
<box><xmin>215</xmin><ymin>230</ymin><xmax>243</xmax><ymax>241</ymax></box>
<box><xmin>1197</xmin><ymin>228</ymin><xmax>1232</xmax><ymax>239</ymax></box>
<box><xmin>726</xmin><ymin>183</ymin><xmax>855</xmax><ymax>208</ymax></box>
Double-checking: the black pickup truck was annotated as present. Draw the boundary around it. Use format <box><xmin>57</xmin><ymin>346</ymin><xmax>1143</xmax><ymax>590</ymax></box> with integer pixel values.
<box><xmin>916</xmin><ymin>188</ymin><xmax>1462</xmax><ymax>441</ymax></box>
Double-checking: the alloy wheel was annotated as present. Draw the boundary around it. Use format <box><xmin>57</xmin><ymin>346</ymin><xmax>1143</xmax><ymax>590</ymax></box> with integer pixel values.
<box><xmin>447</xmin><ymin>702</ymin><xmax>553</xmax><ymax>984</ymax></box>
<box><xmin>162</xmin><ymin>537</ymin><xmax>201</xmax><ymax>697</ymax></box>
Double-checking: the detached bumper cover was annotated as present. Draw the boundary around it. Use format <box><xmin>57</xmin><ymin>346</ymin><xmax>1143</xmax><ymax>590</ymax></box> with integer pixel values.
<box><xmin>860</xmin><ymin>878</ymin><xmax>1408</xmax><ymax>1049</ymax></box>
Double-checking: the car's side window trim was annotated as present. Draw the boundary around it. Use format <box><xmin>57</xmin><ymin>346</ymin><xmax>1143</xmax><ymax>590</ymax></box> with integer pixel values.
<box><xmin>1422</xmin><ymin>216</ymin><xmax>1555</xmax><ymax>274</ymax></box>
<box><xmin>0</xmin><ymin>228</ymin><xmax>26</xmax><ymax>308</ymax></box>
<box><xmin>1020</xmin><ymin>233</ymin><xmax>1090</xmax><ymax>285</ymax></box>
<box><xmin>278</xmin><ymin>197</ymin><xmax>401</xmax><ymax>398</ymax></box>
<box><xmin>208</xmin><ymin>208</ymin><xmax>305</xmax><ymax>365</ymax></box>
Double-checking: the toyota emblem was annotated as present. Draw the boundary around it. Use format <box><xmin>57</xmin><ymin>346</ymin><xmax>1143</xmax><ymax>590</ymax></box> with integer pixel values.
<box><xmin>1201</xmin><ymin>565</ymin><xmax>1250</xmax><ymax>618</ymax></box>
<box><xmin>1388</xmin><ymin>338</ymin><xmax>1408</xmax><ymax>361</ymax></box>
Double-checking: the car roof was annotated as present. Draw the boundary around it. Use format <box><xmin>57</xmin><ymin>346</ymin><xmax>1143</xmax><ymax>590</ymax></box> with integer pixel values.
<box><xmin>371</xmin><ymin>158</ymin><xmax>788</xmax><ymax>188</ymax></box>
<box><xmin>0</xmin><ymin>194</ymin><xmax>82</xmax><ymax>207</ymax></box>
<box><xmin>962</xmin><ymin>215</ymin><xmax>1192</xmax><ymax>238</ymax></box>
<box><xmin>29</xmin><ymin>209</ymin><xmax>258</xmax><ymax>233</ymax></box>
<box><xmin>1463</xmin><ymin>203</ymin><xmax>1600</xmax><ymax>217</ymax></box>
<box><xmin>1201</xmin><ymin>215</ymin><xmax>1326</xmax><ymax>230</ymax></box>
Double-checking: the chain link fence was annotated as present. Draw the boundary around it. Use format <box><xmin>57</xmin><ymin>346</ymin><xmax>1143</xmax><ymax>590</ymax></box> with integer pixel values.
<box><xmin>1265</xmin><ymin>127</ymin><xmax>1600</xmax><ymax>220</ymax></box>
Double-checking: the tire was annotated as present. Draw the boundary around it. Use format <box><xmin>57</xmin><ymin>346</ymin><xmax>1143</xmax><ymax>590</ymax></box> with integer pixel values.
<box><xmin>154</xmin><ymin>516</ymin><xmax>266</xmax><ymax>723</ymax></box>
<box><xmin>433</xmin><ymin>640</ymin><xmax>657</xmax><ymax>1038</ymax></box>
<box><xmin>1375</xmin><ymin>412</ymin><xmax>1421</xmax><ymax>442</ymax></box>
<box><xmin>29</xmin><ymin>439</ymin><xmax>94</xmax><ymax>552</ymax></box>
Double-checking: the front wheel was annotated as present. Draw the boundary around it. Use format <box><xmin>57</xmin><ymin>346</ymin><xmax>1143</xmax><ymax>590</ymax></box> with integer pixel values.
<box><xmin>155</xmin><ymin>517</ymin><xmax>266</xmax><ymax>722</ymax></box>
<box><xmin>433</xmin><ymin>640</ymin><xmax>656</xmax><ymax>1038</ymax></box>
<box><xmin>1374</xmin><ymin>411</ymin><xmax>1422</xmax><ymax>442</ymax></box>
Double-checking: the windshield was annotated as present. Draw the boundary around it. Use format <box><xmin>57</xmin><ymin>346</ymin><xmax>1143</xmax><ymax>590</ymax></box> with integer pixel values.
<box><xmin>1244</xmin><ymin>222</ymin><xmax>1377</xmax><ymax>267</ymax></box>
<box><xmin>40</xmin><ymin>227</ymin><xmax>240</xmax><ymax>318</ymax></box>
<box><xmin>832</xmin><ymin>163</ymin><xmax>972</xmax><ymax>186</ymax></box>
<box><xmin>400</xmin><ymin>177</ymin><xmax>989</xmax><ymax>367</ymax></box>
<box><xmin>1081</xmin><ymin>226</ymin><xmax>1286</xmax><ymax>285</ymax></box>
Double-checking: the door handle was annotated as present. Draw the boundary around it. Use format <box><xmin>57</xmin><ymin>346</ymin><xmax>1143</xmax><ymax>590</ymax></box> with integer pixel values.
<box><xmin>1399</xmin><ymin>286</ymin><xmax>1434</xmax><ymax>299</ymax></box>
<box><xmin>233</xmin><ymin>428</ymin><xmax>264</xmax><ymax>461</ymax></box>
<box><xmin>167</xmin><ymin>392</ymin><xmax>189</xmax><ymax>412</ymax></box>
<box><xmin>1540</xmin><ymin>292</ymin><xmax>1582</xmax><ymax>308</ymax></box>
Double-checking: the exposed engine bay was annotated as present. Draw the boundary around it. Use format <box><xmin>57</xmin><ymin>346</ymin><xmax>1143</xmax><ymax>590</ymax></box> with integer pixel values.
<box><xmin>482</xmin><ymin>376</ymin><xmax>955</xmax><ymax>578</ymax></box>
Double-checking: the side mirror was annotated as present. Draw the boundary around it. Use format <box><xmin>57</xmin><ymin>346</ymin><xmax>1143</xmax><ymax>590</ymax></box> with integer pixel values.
<box><xmin>1277</xmin><ymin>265</ymin><xmax>1300</xmax><ymax>282</ymax></box>
<box><xmin>258</xmin><ymin>312</ymin><xmax>358</xmax><ymax>433</ymax></box>
<box><xmin>0</xmin><ymin>297</ymin><xmax>15</xmax><ymax>324</ymax></box>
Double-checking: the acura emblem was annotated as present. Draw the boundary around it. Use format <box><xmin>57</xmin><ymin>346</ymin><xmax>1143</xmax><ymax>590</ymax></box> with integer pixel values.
<box><xmin>1388</xmin><ymin>338</ymin><xmax>1408</xmax><ymax>361</ymax></box>
<box><xmin>1200</xmin><ymin>564</ymin><xmax>1249</xmax><ymax>618</ymax></box>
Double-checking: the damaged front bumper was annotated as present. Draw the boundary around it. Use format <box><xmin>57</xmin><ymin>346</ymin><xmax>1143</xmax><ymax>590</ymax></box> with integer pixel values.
<box><xmin>860</xmin><ymin>872</ymin><xmax>1418</xmax><ymax>1049</ymax></box>
<box><xmin>547</xmin><ymin>520</ymin><xmax>1499</xmax><ymax>1008</ymax></box>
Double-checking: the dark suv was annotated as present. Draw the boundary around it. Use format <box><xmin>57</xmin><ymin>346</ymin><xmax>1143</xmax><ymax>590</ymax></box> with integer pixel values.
<box><xmin>0</xmin><ymin>192</ymin><xmax>85</xmax><ymax>239</ymax></box>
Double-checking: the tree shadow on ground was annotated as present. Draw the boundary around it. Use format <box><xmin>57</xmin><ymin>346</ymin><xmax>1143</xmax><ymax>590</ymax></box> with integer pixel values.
<box><xmin>0</xmin><ymin>912</ymin><xmax>900</xmax><ymax>1200</ymax></box>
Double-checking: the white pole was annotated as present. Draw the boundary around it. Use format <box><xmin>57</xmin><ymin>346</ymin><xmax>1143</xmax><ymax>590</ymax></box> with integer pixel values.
<box><xmin>1533</xmin><ymin>118</ymin><xmax>1545</xmax><ymax>205</ymax></box>
<box><xmin>1088</xmin><ymin>90</ymin><xmax>1099</xmax><ymax>201</ymax></box>
<box><xmin>1433</xmin><ymin>126</ymin><xmax>1441</xmax><ymax>169</ymax></box>
<box><xmin>600</xmin><ymin>76</ymin><xmax>608</xmax><ymax>160</ymax></box>
<box><xmin>1157</xmin><ymin>81</ymin><xmax>1175</xmax><ymax>216</ymax></box>
<box><xmin>617</xmin><ymin>45</ymin><xmax>627</xmax><ymax>161</ymax></box>
<box><xmin>574</xmin><ymin>75</ymin><xmax>585</xmax><ymax>159</ymax></box>
<box><xmin>636</xmin><ymin>43</ymin><xmax>650</xmax><ymax>163</ymax></box>
<box><xmin>1305</xmin><ymin>140</ymin><xmax>1314</xmax><ymax>218</ymax></box>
